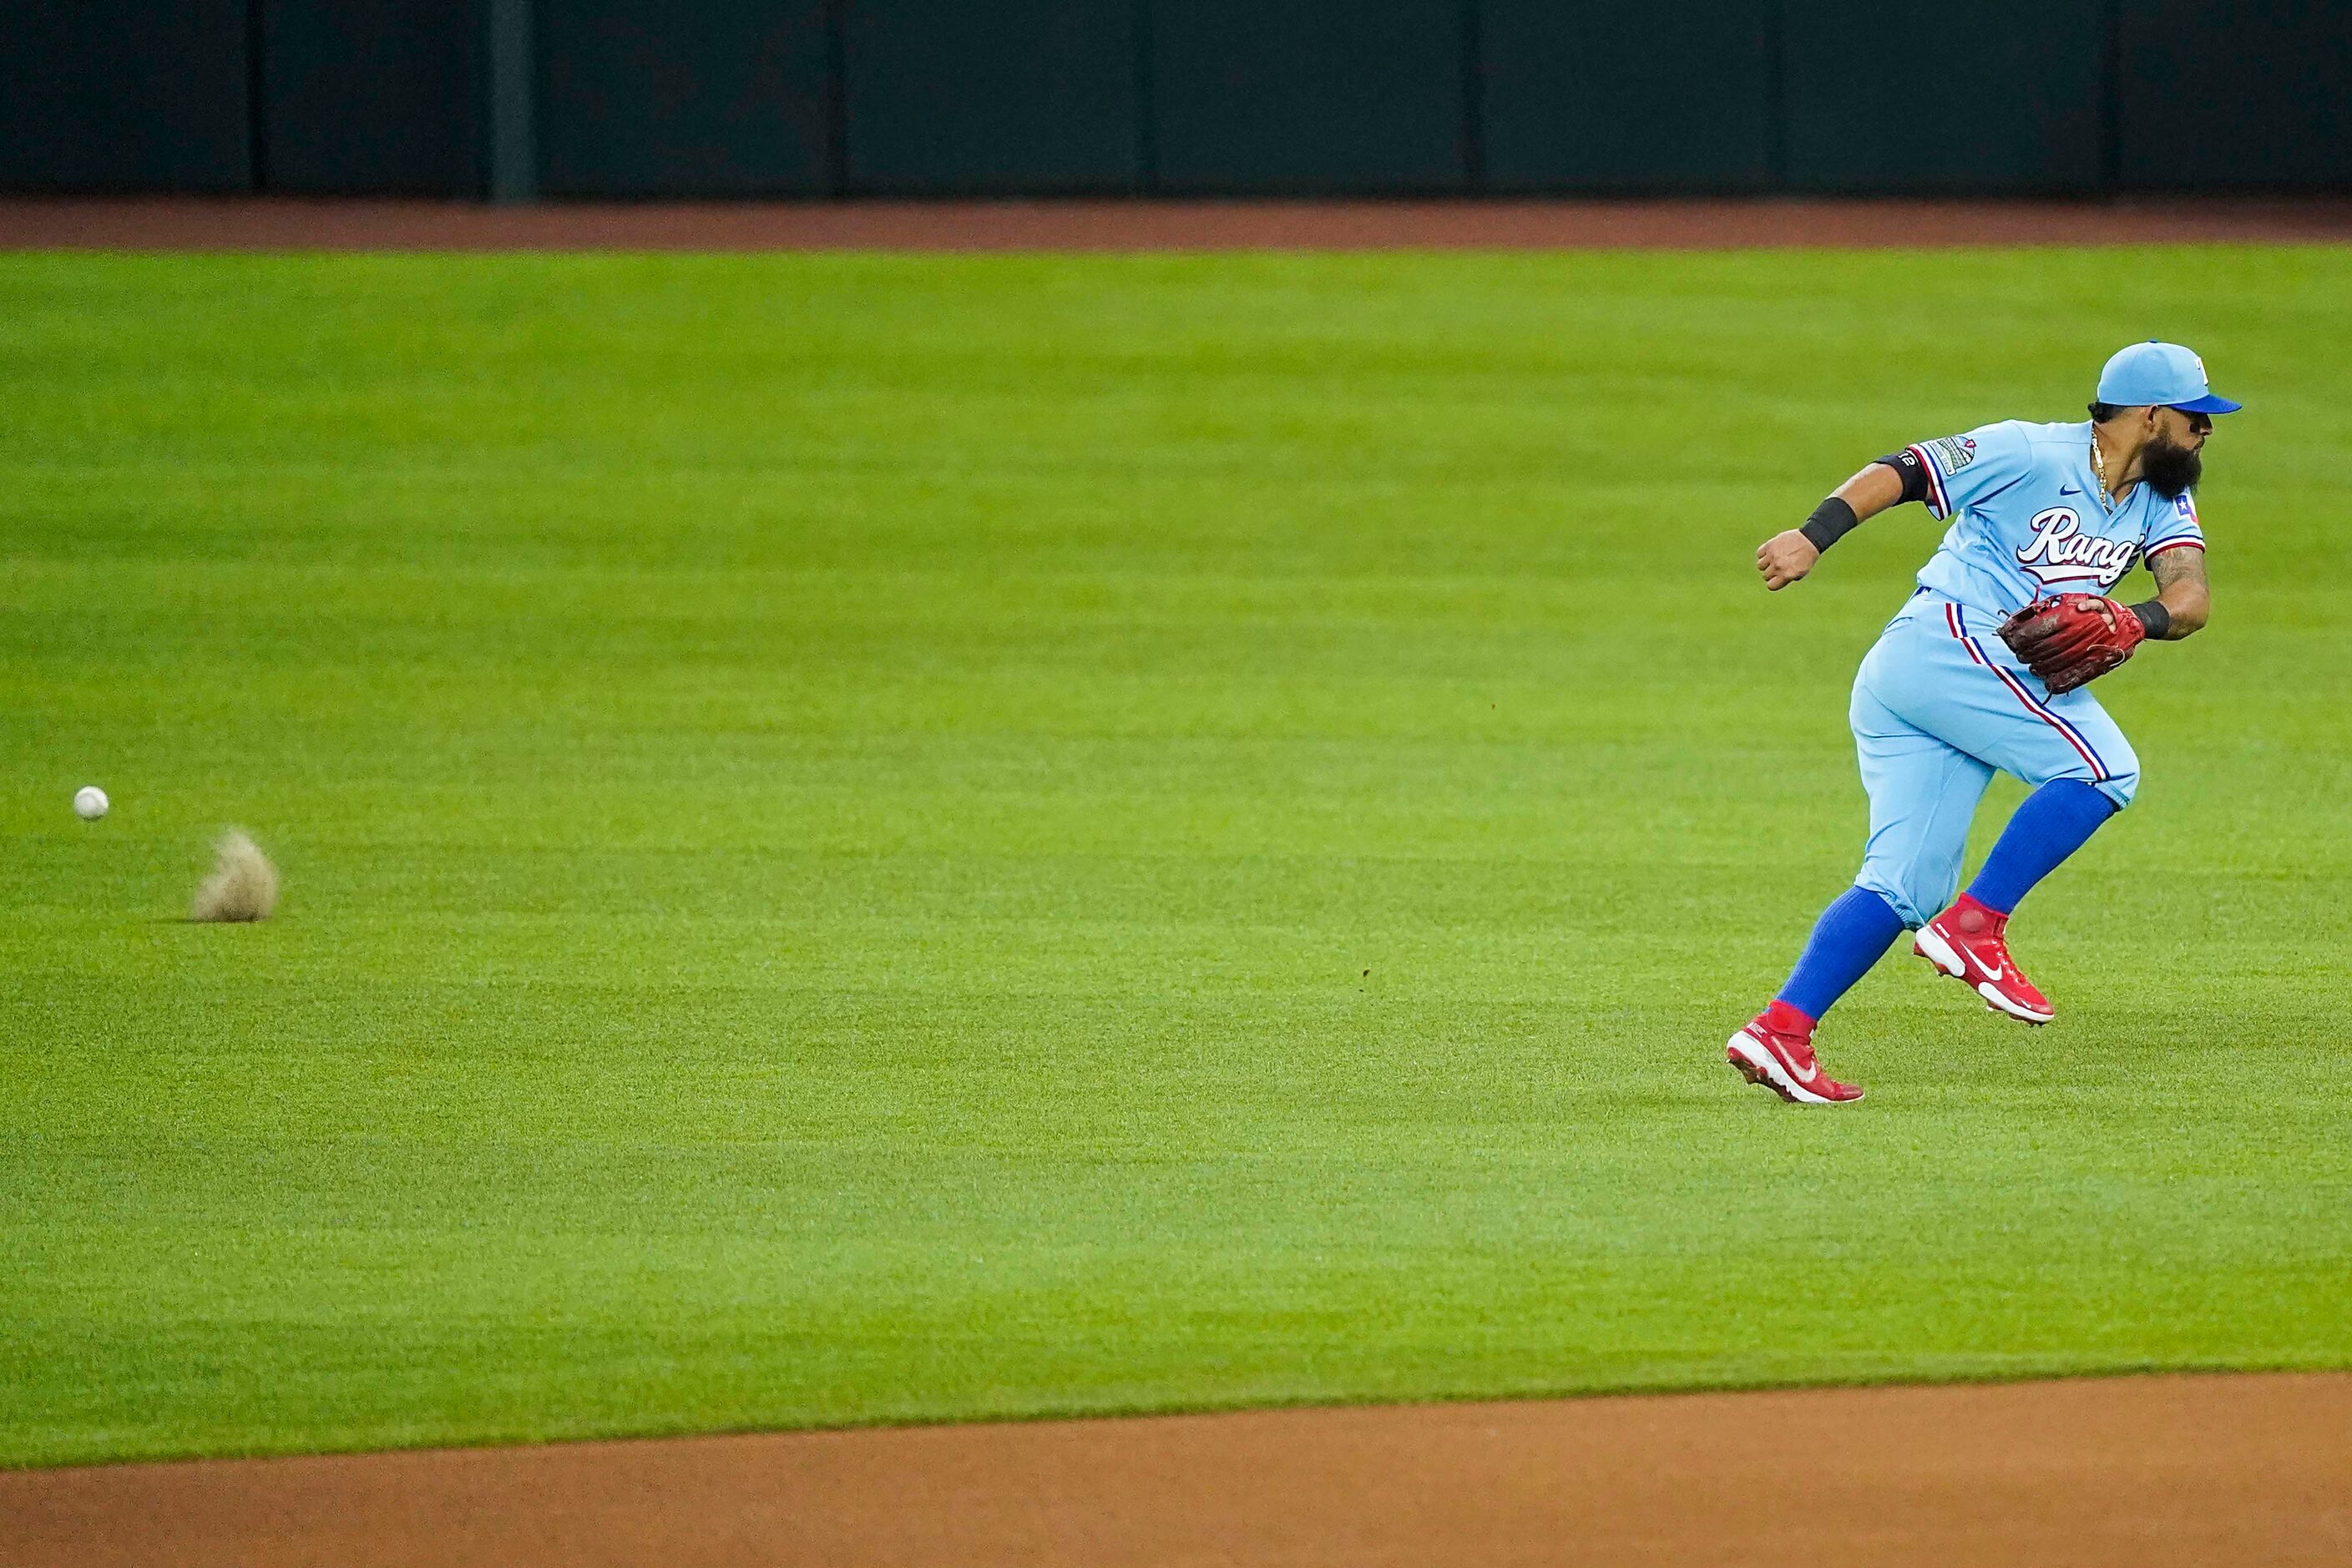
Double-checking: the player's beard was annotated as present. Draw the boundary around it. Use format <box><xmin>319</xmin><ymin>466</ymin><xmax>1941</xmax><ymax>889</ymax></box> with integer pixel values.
<box><xmin>2141</xmin><ymin>431</ymin><xmax>2203</xmax><ymax>499</ymax></box>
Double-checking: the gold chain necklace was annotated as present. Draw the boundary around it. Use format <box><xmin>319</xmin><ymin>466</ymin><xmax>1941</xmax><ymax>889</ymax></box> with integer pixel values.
<box><xmin>2087</xmin><ymin>429</ymin><xmax>2119</xmax><ymax>515</ymax></box>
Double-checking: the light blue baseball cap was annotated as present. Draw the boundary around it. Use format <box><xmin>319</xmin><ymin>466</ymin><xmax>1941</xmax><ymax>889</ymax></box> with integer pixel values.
<box><xmin>2097</xmin><ymin>340</ymin><xmax>2242</xmax><ymax>415</ymax></box>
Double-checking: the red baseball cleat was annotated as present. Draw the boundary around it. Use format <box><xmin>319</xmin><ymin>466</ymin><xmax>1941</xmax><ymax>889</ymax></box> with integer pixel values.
<box><xmin>1914</xmin><ymin>894</ymin><xmax>2054</xmax><ymax>1024</ymax></box>
<box><xmin>1726</xmin><ymin>1004</ymin><xmax>1865</xmax><ymax>1105</ymax></box>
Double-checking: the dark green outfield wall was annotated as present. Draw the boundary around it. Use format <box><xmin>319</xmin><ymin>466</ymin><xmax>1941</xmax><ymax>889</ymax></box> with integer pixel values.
<box><xmin>1479</xmin><ymin>0</ymin><xmax>1774</xmax><ymax>194</ymax></box>
<box><xmin>256</xmin><ymin>0</ymin><xmax>481</xmax><ymax>195</ymax></box>
<box><xmin>2</xmin><ymin>1</ymin><xmax>253</xmax><ymax>193</ymax></box>
<box><xmin>536</xmin><ymin>1</ymin><xmax>832</xmax><ymax>197</ymax></box>
<box><xmin>2117</xmin><ymin>1</ymin><xmax>2352</xmax><ymax>190</ymax></box>
<box><xmin>1783</xmin><ymin>0</ymin><xmax>2107</xmax><ymax>195</ymax></box>
<box><xmin>843</xmin><ymin>0</ymin><xmax>1140</xmax><ymax>195</ymax></box>
<box><xmin>4</xmin><ymin>0</ymin><xmax>2348</xmax><ymax>196</ymax></box>
<box><xmin>1146</xmin><ymin>1</ymin><xmax>1467</xmax><ymax>194</ymax></box>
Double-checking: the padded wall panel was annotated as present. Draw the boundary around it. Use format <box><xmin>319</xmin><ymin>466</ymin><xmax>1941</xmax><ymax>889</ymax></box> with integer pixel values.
<box><xmin>0</xmin><ymin>0</ymin><xmax>250</xmax><ymax>191</ymax></box>
<box><xmin>1783</xmin><ymin>0</ymin><xmax>2104</xmax><ymax>193</ymax></box>
<box><xmin>1149</xmin><ymin>0</ymin><xmax>1465</xmax><ymax>193</ymax></box>
<box><xmin>2118</xmin><ymin>2</ymin><xmax>2352</xmax><ymax>189</ymax></box>
<box><xmin>537</xmin><ymin>0</ymin><xmax>831</xmax><ymax>195</ymax></box>
<box><xmin>1479</xmin><ymin>0</ymin><xmax>1773</xmax><ymax>191</ymax></box>
<box><xmin>845</xmin><ymin>0</ymin><xmax>1139</xmax><ymax>194</ymax></box>
<box><xmin>260</xmin><ymin>0</ymin><xmax>481</xmax><ymax>195</ymax></box>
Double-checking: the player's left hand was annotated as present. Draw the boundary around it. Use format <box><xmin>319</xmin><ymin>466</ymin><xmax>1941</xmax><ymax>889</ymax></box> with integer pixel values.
<box><xmin>1997</xmin><ymin>594</ymin><xmax>2147</xmax><ymax>694</ymax></box>
<box><xmin>1757</xmin><ymin>529</ymin><xmax>1821</xmax><ymax>591</ymax></box>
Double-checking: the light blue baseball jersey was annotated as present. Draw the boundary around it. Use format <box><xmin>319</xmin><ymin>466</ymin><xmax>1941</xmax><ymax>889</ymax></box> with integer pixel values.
<box><xmin>1901</xmin><ymin>420</ymin><xmax>2206</xmax><ymax>617</ymax></box>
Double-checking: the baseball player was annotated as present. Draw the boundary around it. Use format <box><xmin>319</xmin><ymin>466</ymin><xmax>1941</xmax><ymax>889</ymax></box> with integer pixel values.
<box><xmin>1728</xmin><ymin>341</ymin><xmax>2235</xmax><ymax>1104</ymax></box>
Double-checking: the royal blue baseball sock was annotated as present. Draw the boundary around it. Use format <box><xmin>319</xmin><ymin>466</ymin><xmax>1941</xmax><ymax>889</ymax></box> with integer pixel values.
<box><xmin>1965</xmin><ymin>779</ymin><xmax>2119</xmax><ymax>916</ymax></box>
<box><xmin>1773</xmin><ymin>885</ymin><xmax>1907</xmax><ymax>1025</ymax></box>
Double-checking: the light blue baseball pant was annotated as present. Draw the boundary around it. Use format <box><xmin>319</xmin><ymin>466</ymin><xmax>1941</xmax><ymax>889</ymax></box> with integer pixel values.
<box><xmin>1849</xmin><ymin>591</ymin><xmax>2139</xmax><ymax>928</ymax></box>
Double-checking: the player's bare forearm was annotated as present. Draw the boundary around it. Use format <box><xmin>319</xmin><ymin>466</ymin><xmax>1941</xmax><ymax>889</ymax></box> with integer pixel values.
<box><xmin>2143</xmin><ymin>546</ymin><xmax>2209</xmax><ymax>639</ymax></box>
<box><xmin>1831</xmin><ymin>461</ymin><xmax>1908</xmax><ymax>521</ymax></box>
<box><xmin>1757</xmin><ymin>462</ymin><xmax>1908</xmax><ymax>591</ymax></box>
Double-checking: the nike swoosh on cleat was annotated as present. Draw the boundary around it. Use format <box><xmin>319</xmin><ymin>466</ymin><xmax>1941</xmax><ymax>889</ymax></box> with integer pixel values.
<box><xmin>1743</xmin><ymin>1029</ymin><xmax>1819</xmax><ymax>1085</ymax></box>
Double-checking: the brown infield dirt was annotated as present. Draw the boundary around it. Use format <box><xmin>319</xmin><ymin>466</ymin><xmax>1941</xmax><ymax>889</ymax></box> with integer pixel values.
<box><xmin>7</xmin><ymin>196</ymin><xmax>2349</xmax><ymax>1563</ymax></box>
<box><xmin>5</xmin><ymin>1373</ymin><xmax>2349</xmax><ymax>1566</ymax></box>
<box><xmin>4</xmin><ymin>194</ymin><xmax>2352</xmax><ymax>251</ymax></box>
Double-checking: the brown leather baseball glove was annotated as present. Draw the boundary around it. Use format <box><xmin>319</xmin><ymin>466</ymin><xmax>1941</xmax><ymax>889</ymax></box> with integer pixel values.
<box><xmin>1997</xmin><ymin>594</ymin><xmax>2147</xmax><ymax>695</ymax></box>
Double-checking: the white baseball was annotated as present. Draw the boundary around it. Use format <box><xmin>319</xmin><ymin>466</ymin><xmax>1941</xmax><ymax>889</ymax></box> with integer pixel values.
<box><xmin>73</xmin><ymin>786</ymin><xmax>109</xmax><ymax>821</ymax></box>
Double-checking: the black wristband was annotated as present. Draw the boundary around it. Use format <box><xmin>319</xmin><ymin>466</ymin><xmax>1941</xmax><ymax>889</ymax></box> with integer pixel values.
<box><xmin>2129</xmin><ymin>599</ymin><xmax>2172</xmax><ymax>640</ymax></box>
<box><xmin>1799</xmin><ymin>496</ymin><xmax>1861</xmax><ymax>553</ymax></box>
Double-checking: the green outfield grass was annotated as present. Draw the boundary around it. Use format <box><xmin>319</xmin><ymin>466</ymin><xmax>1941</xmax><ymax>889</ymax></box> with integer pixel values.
<box><xmin>3</xmin><ymin>246</ymin><xmax>2348</xmax><ymax>1467</ymax></box>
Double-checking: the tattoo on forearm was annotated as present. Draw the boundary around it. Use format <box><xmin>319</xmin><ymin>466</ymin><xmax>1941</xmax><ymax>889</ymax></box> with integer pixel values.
<box><xmin>2149</xmin><ymin>549</ymin><xmax>2205</xmax><ymax>594</ymax></box>
<box><xmin>2144</xmin><ymin>548</ymin><xmax>2208</xmax><ymax>639</ymax></box>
